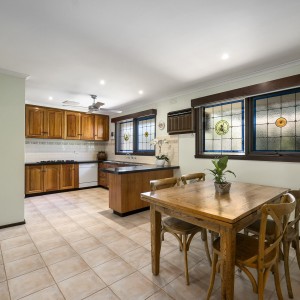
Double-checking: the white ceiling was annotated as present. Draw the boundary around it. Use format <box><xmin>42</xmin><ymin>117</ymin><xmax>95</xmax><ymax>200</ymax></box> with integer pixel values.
<box><xmin>1</xmin><ymin>1</ymin><xmax>300</xmax><ymax>111</ymax></box>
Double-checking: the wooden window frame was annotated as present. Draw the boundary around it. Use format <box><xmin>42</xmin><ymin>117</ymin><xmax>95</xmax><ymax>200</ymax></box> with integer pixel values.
<box><xmin>112</xmin><ymin>109</ymin><xmax>157</xmax><ymax>156</ymax></box>
<box><xmin>192</xmin><ymin>74</ymin><xmax>300</xmax><ymax>162</ymax></box>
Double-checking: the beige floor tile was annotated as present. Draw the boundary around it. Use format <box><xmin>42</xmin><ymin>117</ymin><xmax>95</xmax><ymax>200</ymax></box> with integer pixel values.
<box><xmin>34</xmin><ymin>236</ymin><xmax>67</xmax><ymax>252</ymax></box>
<box><xmin>147</xmin><ymin>289</ymin><xmax>174</xmax><ymax>300</ymax></box>
<box><xmin>0</xmin><ymin>265</ymin><xmax>6</xmax><ymax>282</ymax></box>
<box><xmin>62</xmin><ymin>228</ymin><xmax>91</xmax><ymax>243</ymax></box>
<box><xmin>85</xmin><ymin>287</ymin><xmax>119</xmax><ymax>300</ymax></box>
<box><xmin>41</xmin><ymin>245</ymin><xmax>77</xmax><ymax>265</ymax></box>
<box><xmin>81</xmin><ymin>246</ymin><xmax>117</xmax><ymax>267</ymax></box>
<box><xmin>25</xmin><ymin>222</ymin><xmax>53</xmax><ymax>233</ymax></box>
<box><xmin>93</xmin><ymin>257</ymin><xmax>136</xmax><ymax>285</ymax></box>
<box><xmin>48</xmin><ymin>255</ymin><xmax>89</xmax><ymax>282</ymax></box>
<box><xmin>0</xmin><ymin>226</ymin><xmax>27</xmax><ymax>241</ymax></box>
<box><xmin>0</xmin><ymin>254</ymin><xmax>3</xmax><ymax>265</ymax></box>
<box><xmin>5</xmin><ymin>254</ymin><xmax>45</xmax><ymax>279</ymax></box>
<box><xmin>144</xmin><ymin>240</ymin><xmax>178</xmax><ymax>257</ymax></box>
<box><xmin>107</xmin><ymin>236</ymin><xmax>140</xmax><ymax>255</ymax></box>
<box><xmin>0</xmin><ymin>281</ymin><xmax>10</xmax><ymax>300</ymax></box>
<box><xmin>8</xmin><ymin>267</ymin><xmax>55</xmax><ymax>300</ymax></box>
<box><xmin>2</xmin><ymin>243</ymin><xmax>38</xmax><ymax>263</ymax></box>
<box><xmin>18</xmin><ymin>285</ymin><xmax>64</xmax><ymax>300</ymax></box>
<box><xmin>93</xmin><ymin>229</ymin><xmax>125</xmax><ymax>244</ymax></box>
<box><xmin>163</xmin><ymin>248</ymin><xmax>201</xmax><ymax>271</ymax></box>
<box><xmin>55</xmin><ymin>223</ymin><xmax>82</xmax><ymax>234</ymax></box>
<box><xmin>139</xmin><ymin>259</ymin><xmax>183</xmax><ymax>287</ymax></box>
<box><xmin>70</xmin><ymin>237</ymin><xmax>102</xmax><ymax>254</ymax></box>
<box><xmin>85</xmin><ymin>223</ymin><xmax>112</xmax><ymax>234</ymax></box>
<box><xmin>29</xmin><ymin>229</ymin><xmax>60</xmax><ymax>242</ymax></box>
<box><xmin>58</xmin><ymin>270</ymin><xmax>106</xmax><ymax>300</ymax></box>
<box><xmin>121</xmin><ymin>247</ymin><xmax>151</xmax><ymax>269</ymax></box>
<box><xmin>110</xmin><ymin>272</ymin><xmax>159</xmax><ymax>300</ymax></box>
<box><xmin>128</xmin><ymin>230</ymin><xmax>151</xmax><ymax>246</ymax></box>
<box><xmin>0</xmin><ymin>234</ymin><xmax>32</xmax><ymax>251</ymax></box>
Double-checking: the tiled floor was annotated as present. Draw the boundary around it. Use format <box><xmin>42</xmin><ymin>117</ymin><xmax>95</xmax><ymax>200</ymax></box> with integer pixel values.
<box><xmin>0</xmin><ymin>188</ymin><xmax>299</xmax><ymax>299</ymax></box>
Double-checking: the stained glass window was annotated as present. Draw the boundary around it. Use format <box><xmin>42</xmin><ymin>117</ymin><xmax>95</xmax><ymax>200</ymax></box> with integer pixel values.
<box><xmin>203</xmin><ymin>100</ymin><xmax>244</xmax><ymax>154</ymax></box>
<box><xmin>116</xmin><ymin>115</ymin><xmax>156</xmax><ymax>155</ymax></box>
<box><xmin>137</xmin><ymin>116</ymin><xmax>155</xmax><ymax>152</ymax></box>
<box><xmin>253</xmin><ymin>88</ymin><xmax>300</xmax><ymax>152</ymax></box>
<box><xmin>117</xmin><ymin>119</ymin><xmax>133</xmax><ymax>153</ymax></box>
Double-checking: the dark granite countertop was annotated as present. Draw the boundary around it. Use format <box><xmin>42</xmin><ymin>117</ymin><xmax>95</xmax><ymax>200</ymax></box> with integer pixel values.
<box><xmin>102</xmin><ymin>165</ymin><xmax>180</xmax><ymax>174</ymax></box>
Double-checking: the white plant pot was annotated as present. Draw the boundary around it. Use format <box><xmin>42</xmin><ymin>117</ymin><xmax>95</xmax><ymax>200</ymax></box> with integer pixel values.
<box><xmin>156</xmin><ymin>159</ymin><xmax>165</xmax><ymax>166</ymax></box>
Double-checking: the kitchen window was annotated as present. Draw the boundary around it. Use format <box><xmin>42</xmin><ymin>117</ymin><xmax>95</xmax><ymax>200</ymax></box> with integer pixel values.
<box><xmin>112</xmin><ymin>109</ymin><xmax>157</xmax><ymax>155</ymax></box>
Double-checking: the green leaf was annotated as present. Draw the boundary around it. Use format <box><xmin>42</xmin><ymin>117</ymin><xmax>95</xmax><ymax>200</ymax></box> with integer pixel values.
<box><xmin>218</xmin><ymin>156</ymin><xmax>228</xmax><ymax>171</ymax></box>
<box><xmin>225</xmin><ymin>170</ymin><xmax>236</xmax><ymax>177</ymax></box>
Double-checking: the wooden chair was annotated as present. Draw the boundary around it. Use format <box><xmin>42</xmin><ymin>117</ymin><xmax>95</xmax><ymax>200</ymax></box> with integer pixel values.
<box><xmin>245</xmin><ymin>190</ymin><xmax>300</xmax><ymax>298</ymax></box>
<box><xmin>181</xmin><ymin>172</ymin><xmax>211</xmax><ymax>265</ymax></box>
<box><xmin>150</xmin><ymin>176</ymin><xmax>207</xmax><ymax>285</ymax></box>
<box><xmin>206</xmin><ymin>193</ymin><xmax>296</xmax><ymax>300</ymax></box>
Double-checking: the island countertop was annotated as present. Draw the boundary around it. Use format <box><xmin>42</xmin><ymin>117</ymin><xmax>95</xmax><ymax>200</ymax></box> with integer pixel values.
<box><xmin>102</xmin><ymin>164</ymin><xmax>179</xmax><ymax>174</ymax></box>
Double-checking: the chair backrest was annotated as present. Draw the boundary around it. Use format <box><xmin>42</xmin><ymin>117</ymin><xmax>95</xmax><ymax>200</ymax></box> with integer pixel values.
<box><xmin>150</xmin><ymin>177</ymin><xmax>179</xmax><ymax>191</ymax></box>
<box><xmin>287</xmin><ymin>190</ymin><xmax>300</xmax><ymax>233</ymax></box>
<box><xmin>181</xmin><ymin>172</ymin><xmax>205</xmax><ymax>185</ymax></box>
<box><xmin>256</xmin><ymin>193</ymin><xmax>296</xmax><ymax>268</ymax></box>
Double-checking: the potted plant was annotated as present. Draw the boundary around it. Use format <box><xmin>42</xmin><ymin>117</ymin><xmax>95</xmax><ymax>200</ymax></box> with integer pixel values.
<box><xmin>208</xmin><ymin>156</ymin><xmax>236</xmax><ymax>194</ymax></box>
<box><xmin>151</xmin><ymin>138</ymin><xmax>169</xmax><ymax>166</ymax></box>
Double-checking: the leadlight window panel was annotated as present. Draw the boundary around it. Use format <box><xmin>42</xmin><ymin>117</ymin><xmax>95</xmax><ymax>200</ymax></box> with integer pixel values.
<box><xmin>117</xmin><ymin>119</ymin><xmax>133</xmax><ymax>153</ymax></box>
<box><xmin>137</xmin><ymin>116</ymin><xmax>155</xmax><ymax>152</ymax></box>
<box><xmin>203</xmin><ymin>100</ymin><xmax>244</xmax><ymax>155</ymax></box>
<box><xmin>253</xmin><ymin>88</ymin><xmax>300</xmax><ymax>152</ymax></box>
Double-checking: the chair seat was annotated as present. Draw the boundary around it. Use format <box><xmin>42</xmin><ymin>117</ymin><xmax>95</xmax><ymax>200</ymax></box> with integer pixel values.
<box><xmin>212</xmin><ymin>233</ymin><xmax>276</xmax><ymax>266</ymax></box>
<box><xmin>163</xmin><ymin>217</ymin><xmax>201</xmax><ymax>234</ymax></box>
<box><xmin>247</xmin><ymin>219</ymin><xmax>276</xmax><ymax>237</ymax></box>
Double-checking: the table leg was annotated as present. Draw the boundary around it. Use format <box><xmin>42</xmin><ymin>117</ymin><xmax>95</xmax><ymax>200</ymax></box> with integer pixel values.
<box><xmin>150</xmin><ymin>203</ymin><xmax>161</xmax><ymax>275</ymax></box>
<box><xmin>220</xmin><ymin>227</ymin><xmax>236</xmax><ymax>300</ymax></box>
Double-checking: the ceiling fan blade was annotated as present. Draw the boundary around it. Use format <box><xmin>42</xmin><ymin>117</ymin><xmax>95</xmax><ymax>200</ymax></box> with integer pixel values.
<box><xmin>62</xmin><ymin>100</ymin><xmax>80</xmax><ymax>106</ymax></box>
<box><xmin>100</xmin><ymin>108</ymin><xmax>123</xmax><ymax>114</ymax></box>
<box><xmin>94</xmin><ymin>101</ymin><xmax>105</xmax><ymax>109</ymax></box>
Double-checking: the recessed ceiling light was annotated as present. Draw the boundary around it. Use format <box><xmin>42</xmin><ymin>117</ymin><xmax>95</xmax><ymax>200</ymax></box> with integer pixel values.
<box><xmin>221</xmin><ymin>53</ymin><xmax>229</xmax><ymax>60</ymax></box>
<box><xmin>49</xmin><ymin>96</ymin><xmax>53</xmax><ymax>100</ymax></box>
<box><xmin>100</xmin><ymin>80</ymin><xmax>106</xmax><ymax>85</ymax></box>
<box><xmin>138</xmin><ymin>90</ymin><xmax>144</xmax><ymax>95</ymax></box>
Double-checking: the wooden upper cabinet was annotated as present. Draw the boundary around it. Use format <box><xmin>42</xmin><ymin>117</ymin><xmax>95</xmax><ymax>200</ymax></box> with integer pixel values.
<box><xmin>25</xmin><ymin>165</ymin><xmax>44</xmax><ymax>194</ymax></box>
<box><xmin>65</xmin><ymin>111</ymin><xmax>81</xmax><ymax>140</ymax></box>
<box><xmin>44</xmin><ymin>109</ymin><xmax>64</xmax><ymax>139</ymax></box>
<box><xmin>26</xmin><ymin>105</ymin><xmax>64</xmax><ymax>139</ymax></box>
<box><xmin>95</xmin><ymin>115</ymin><xmax>109</xmax><ymax>141</ymax></box>
<box><xmin>25</xmin><ymin>106</ymin><xmax>45</xmax><ymax>138</ymax></box>
<box><xmin>43</xmin><ymin>165</ymin><xmax>60</xmax><ymax>192</ymax></box>
<box><xmin>81</xmin><ymin>114</ymin><xmax>95</xmax><ymax>140</ymax></box>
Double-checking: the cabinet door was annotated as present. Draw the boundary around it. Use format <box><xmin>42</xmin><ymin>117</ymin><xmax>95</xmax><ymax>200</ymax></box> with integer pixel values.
<box><xmin>98</xmin><ymin>162</ymin><xmax>108</xmax><ymax>187</ymax></box>
<box><xmin>44</xmin><ymin>109</ymin><xmax>64</xmax><ymax>139</ymax></box>
<box><xmin>25</xmin><ymin>165</ymin><xmax>44</xmax><ymax>194</ymax></box>
<box><xmin>81</xmin><ymin>114</ymin><xmax>95</xmax><ymax>140</ymax></box>
<box><xmin>44</xmin><ymin>165</ymin><xmax>60</xmax><ymax>192</ymax></box>
<box><xmin>94</xmin><ymin>115</ymin><xmax>109</xmax><ymax>141</ymax></box>
<box><xmin>60</xmin><ymin>164</ymin><xmax>75</xmax><ymax>190</ymax></box>
<box><xmin>25</xmin><ymin>106</ymin><xmax>45</xmax><ymax>138</ymax></box>
<box><xmin>65</xmin><ymin>111</ymin><xmax>81</xmax><ymax>140</ymax></box>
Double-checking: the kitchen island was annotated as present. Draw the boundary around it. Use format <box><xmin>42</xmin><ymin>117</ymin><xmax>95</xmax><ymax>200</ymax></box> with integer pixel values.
<box><xmin>103</xmin><ymin>164</ymin><xmax>179</xmax><ymax>216</ymax></box>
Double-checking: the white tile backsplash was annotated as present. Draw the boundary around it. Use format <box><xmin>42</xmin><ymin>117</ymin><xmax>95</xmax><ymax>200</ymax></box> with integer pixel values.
<box><xmin>25</xmin><ymin>139</ymin><xmax>106</xmax><ymax>163</ymax></box>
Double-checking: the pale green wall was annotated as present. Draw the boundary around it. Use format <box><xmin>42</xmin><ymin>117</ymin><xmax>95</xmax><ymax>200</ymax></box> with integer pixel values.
<box><xmin>0</xmin><ymin>72</ymin><xmax>25</xmax><ymax>226</ymax></box>
<box><xmin>116</xmin><ymin>62</ymin><xmax>300</xmax><ymax>189</ymax></box>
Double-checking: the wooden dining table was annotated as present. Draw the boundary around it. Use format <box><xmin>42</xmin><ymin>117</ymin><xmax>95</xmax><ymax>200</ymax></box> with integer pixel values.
<box><xmin>140</xmin><ymin>180</ymin><xmax>288</xmax><ymax>300</ymax></box>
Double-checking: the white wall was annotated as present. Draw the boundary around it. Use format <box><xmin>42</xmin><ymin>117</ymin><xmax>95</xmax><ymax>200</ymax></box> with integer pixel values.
<box><xmin>0</xmin><ymin>71</ymin><xmax>25</xmax><ymax>226</ymax></box>
<box><xmin>108</xmin><ymin>62</ymin><xmax>300</xmax><ymax>189</ymax></box>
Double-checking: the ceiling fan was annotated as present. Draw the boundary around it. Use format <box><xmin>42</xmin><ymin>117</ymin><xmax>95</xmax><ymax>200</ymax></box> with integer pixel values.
<box><xmin>62</xmin><ymin>95</ymin><xmax>122</xmax><ymax>114</ymax></box>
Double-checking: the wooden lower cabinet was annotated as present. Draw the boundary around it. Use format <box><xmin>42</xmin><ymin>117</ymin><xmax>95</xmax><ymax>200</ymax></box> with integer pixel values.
<box><xmin>25</xmin><ymin>165</ymin><xmax>44</xmax><ymax>194</ymax></box>
<box><xmin>44</xmin><ymin>165</ymin><xmax>60</xmax><ymax>192</ymax></box>
<box><xmin>109</xmin><ymin>169</ymin><xmax>174</xmax><ymax>215</ymax></box>
<box><xmin>25</xmin><ymin>164</ymin><xmax>79</xmax><ymax>195</ymax></box>
<box><xmin>60</xmin><ymin>164</ymin><xmax>79</xmax><ymax>190</ymax></box>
